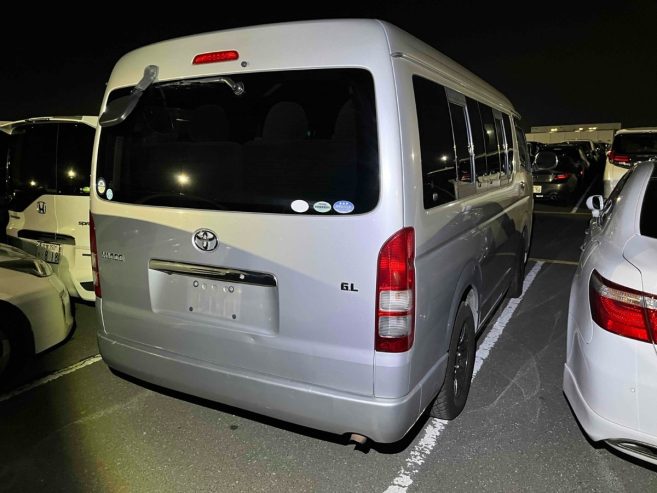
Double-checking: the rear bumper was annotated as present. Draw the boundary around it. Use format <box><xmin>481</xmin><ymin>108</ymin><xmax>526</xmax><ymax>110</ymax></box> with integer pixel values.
<box><xmin>7</xmin><ymin>236</ymin><xmax>94</xmax><ymax>301</ymax></box>
<box><xmin>563</xmin><ymin>364</ymin><xmax>657</xmax><ymax>466</ymax></box>
<box><xmin>97</xmin><ymin>331</ymin><xmax>424</xmax><ymax>443</ymax></box>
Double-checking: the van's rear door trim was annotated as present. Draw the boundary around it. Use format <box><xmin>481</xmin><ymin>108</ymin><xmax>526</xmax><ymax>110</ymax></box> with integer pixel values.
<box><xmin>149</xmin><ymin>259</ymin><xmax>277</xmax><ymax>287</ymax></box>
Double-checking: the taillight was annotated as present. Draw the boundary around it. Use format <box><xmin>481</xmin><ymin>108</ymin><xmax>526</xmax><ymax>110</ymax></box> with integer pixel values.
<box><xmin>90</xmin><ymin>213</ymin><xmax>101</xmax><ymax>298</ymax></box>
<box><xmin>552</xmin><ymin>172</ymin><xmax>572</xmax><ymax>183</ymax></box>
<box><xmin>376</xmin><ymin>227</ymin><xmax>415</xmax><ymax>352</ymax></box>
<box><xmin>589</xmin><ymin>270</ymin><xmax>657</xmax><ymax>343</ymax></box>
<box><xmin>608</xmin><ymin>150</ymin><xmax>631</xmax><ymax>166</ymax></box>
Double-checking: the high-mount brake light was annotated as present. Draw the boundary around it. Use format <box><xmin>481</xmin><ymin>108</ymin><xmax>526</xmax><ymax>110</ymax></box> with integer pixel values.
<box><xmin>192</xmin><ymin>50</ymin><xmax>239</xmax><ymax>65</ymax></box>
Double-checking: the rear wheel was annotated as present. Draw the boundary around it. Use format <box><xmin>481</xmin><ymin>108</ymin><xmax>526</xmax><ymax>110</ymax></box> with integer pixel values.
<box><xmin>508</xmin><ymin>235</ymin><xmax>528</xmax><ymax>299</ymax></box>
<box><xmin>430</xmin><ymin>302</ymin><xmax>475</xmax><ymax>419</ymax></box>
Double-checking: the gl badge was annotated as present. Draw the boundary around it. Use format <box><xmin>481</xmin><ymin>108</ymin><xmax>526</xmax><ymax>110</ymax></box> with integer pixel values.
<box><xmin>193</xmin><ymin>229</ymin><xmax>218</xmax><ymax>252</ymax></box>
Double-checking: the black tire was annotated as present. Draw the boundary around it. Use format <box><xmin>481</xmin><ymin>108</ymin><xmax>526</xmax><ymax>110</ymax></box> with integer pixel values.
<box><xmin>430</xmin><ymin>302</ymin><xmax>476</xmax><ymax>420</ymax></box>
<box><xmin>507</xmin><ymin>239</ymin><xmax>527</xmax><ymax>299</ymax></box>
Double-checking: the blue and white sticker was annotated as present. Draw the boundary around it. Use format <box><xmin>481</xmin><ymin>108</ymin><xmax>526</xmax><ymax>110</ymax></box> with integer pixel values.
<box><xmin>333</xmin><ymin>200</ymin><xmax>354</xmax><ymax>214</ymax></box>
<box><xmin>313</xmin><ymin>201</ymin><xmax>332</xmax><ymax>213</ymax></box>
<box><xmin>106</xmin><ymin>188</ymin><xmax>114</xmax><ymax>201</ymax></box>
<box><xmin>97</xmin><ymin>178</ymin><xmax>106</xmax><ymax>195</ymax></box>
<box><xmin>291</xmin><ymin>199</ymin><xmax>309</xmax><ymax>213</ymax></box>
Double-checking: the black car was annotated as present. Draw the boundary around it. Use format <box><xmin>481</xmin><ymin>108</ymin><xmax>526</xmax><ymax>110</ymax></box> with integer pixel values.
<box><xmin>532</xmin><ymin>150</ymin><xmax>581</xmax><ymax>203</ymax></box>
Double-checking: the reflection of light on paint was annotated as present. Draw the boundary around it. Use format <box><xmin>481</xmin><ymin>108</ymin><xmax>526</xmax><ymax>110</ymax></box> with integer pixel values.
<box><xmin>67</xmin><ymin>169</ymin><xmax>76</xmax><ymax>178</ymax></box>
<box><xmin>176</xmin><ymin>173</ymin><xmax>190</xmax><ymax>185</ymax></box>
<box><xmin>550</xmin><ymin>128</ymin><xmax>558</xmax><ymax>132</ymax></box>
<box><xmin>30</xmin><ymin>180</ymin><xmax>37</xmax><ymax>187</ymax></box>
<box><xmin>440</xmin><ymin>154</ymin><xmax>448</xmax><ymax>162</ymax></box>
<box><xmin>486</xmin><ymin>129</ymin><xmax>493</xmax><ymax>135</ymax></box>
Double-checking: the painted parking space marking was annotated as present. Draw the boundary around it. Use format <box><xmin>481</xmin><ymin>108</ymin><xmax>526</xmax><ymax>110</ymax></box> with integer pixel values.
<box><xmin>0</xmin><ymin>354</ymin><xmax>101</xmax><ymax>403</ymax></box>
<box><xmin>528</xmin><ymin>257</ymin><xmax>579</xmax><ymax>266</ymax></box>
<box><xmin>571</xmin><ymin>175</ymin><xmax>599</xmax><ymax>213</ymax></box>
<box><xmin>383</xmin><ymin>261</ymin><xmax>543</xmax><ymax>493</ymax></box>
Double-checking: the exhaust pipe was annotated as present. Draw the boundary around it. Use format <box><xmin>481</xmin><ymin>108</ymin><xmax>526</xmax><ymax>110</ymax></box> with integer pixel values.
<box><xmin>349</xmin><ymin>433</ymin><xmax>368</xmax><ymax>446</ymax></box>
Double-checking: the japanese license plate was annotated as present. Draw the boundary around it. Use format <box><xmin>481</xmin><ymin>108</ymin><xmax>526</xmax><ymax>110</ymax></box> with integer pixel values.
<box><xmin>36</xmin><ymin>242</ymin><xmax>61</xmax><ymax>264</ymax></box>
<box><xmin>533</xmin><ymin>185</ymin><xmax>542</xmax><ymax>194</ymax></box>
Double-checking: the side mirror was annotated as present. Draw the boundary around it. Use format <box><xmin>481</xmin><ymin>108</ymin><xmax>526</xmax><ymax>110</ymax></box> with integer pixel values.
<box><xmin>586</xmin><ymin>194</ymin><xmax>605</xmax><ymax>218</ymax></box>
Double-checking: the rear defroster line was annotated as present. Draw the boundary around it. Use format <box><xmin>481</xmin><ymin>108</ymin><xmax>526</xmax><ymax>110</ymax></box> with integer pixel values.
<box><xmin>383</xmin><ymin>261</ymin><xmax>543</xmax><ymax>493</ymax></box>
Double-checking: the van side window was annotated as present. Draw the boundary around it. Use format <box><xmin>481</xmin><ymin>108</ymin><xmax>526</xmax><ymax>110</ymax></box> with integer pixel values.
<box><xmin>502</xmin><ymin>114</ymin><xmax>514</xmax><ymax>175</ymax></box>
<box><xmin>466</xmin><ymin>98</ymin><xmax>488</xmax><ymax>180</ymax></box>
<box><xmin>478</xmin><ymin>105</ymin><xmax>502</xmax><ymax>177</ymax></box>
<box><xmin>447</xmin><ymin>104</ymin><xmax>472</xmax><ymax>184</ymax></box>
<box><xmin>413</xmin><ymin>76</ymin><xmax>458</xmax><ymax>208</ymax></box>
<box><xmin>515</xmin><ymin>125</ymin><xmax>530</xmax><ymax>169</ymax></box>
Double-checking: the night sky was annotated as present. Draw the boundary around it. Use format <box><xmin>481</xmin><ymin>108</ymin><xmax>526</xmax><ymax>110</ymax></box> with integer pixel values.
<box><xmin>2</xmin><ymin>1</ymin><xmax>656</xmax><ymax>131</ymax></box>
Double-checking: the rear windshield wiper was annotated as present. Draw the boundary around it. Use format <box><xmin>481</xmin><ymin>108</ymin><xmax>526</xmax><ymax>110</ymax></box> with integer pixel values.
<box><xmin>159</xmin><ymin>76</ymin><xmax>245</xmax><ymax>96</ymax></box>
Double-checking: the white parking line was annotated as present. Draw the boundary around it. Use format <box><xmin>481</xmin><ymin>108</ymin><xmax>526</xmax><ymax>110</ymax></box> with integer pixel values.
<box><xmin>570</xmin><ymin>175</ymin><xmax>599</xmax><ymax>213</ymax></box>
<box><xmin>0</xmin><ymin>354</ymin><xmax>102</xmax><ymax>403</ymax></box>
<box><xmin>383</xmin><ymin>261</ymin><xmax>543</xmax><ymax>493</ymax></box>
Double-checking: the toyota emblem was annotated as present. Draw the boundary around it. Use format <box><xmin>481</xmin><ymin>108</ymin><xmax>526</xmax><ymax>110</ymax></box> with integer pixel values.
<box><xmin>192</xmin><ymin>229</ymin><xmax>218</xmax><ymax>252</ymax></box>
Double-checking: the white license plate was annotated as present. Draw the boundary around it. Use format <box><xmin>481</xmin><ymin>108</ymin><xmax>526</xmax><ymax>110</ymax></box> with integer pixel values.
<box><xmin>36</xmin><ymin>242</ymin><xmax>61</xmax><ymax>264</ymax></box>
<box><xmin>533</xmin><ymin>185</ymin><xmax>542</xmax><ymax>194</ymax></box>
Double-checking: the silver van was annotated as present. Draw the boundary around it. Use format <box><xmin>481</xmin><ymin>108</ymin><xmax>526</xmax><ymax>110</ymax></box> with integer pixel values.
<box><xmin>91</xmin><ymin>19</ymin><xmax>533</xmax><ymax>444</ymax></box>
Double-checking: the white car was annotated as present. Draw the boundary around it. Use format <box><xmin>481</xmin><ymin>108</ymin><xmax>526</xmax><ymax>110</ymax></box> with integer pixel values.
<box><xmin>0</xmin><ymin>243</ymin><xmax>74</xmax><ymax>378</ymax></box>
<box><xmin>603</xmin><ymin>127</ymin><xmax>657</xmax><ymax>197</ymax></box>
<box><xmin>563</xmin><ymin>160</ymin><xmax>657</xmax><ymax>465</ymax></box>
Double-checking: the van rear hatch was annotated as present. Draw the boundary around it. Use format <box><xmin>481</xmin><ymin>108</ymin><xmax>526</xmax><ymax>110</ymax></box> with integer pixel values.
<box><xmin>94</xmin><ymin>67</ymin><xmax>391</xmax><ymax>396</ymax></box>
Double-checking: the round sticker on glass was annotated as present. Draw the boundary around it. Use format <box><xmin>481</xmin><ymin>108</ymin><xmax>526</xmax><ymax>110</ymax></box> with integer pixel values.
<box><xmin>97</xmin><ymin>178</ymin><xmax>106</xmax><ymax>195</ymax></box>
<box><xmin>106</xmin><ymin>189</ymin><xmax>114</xmax><ymax>201</ymax></box>
<box><xmin>291</xmin><ymin>199</ymin><xmax>309</xmax><ymax>213</ymax></box>
<box><xmin>333</xmin><ymin>200</ymin><xmax>354</xmax><ymax>214</ymax></box>
<box><xmin>313</xmin><ymin>201</ymin><xmax>332</xmax><ymax>213</ymax></box>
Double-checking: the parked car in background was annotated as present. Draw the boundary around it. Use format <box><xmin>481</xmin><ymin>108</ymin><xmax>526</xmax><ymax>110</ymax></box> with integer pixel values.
<box><xmin>562</xmin><ymin>139</ymin><xmax>603</xmax><ymax>168</ymax></box>
<box><xmin>563</xmin><ymin>161</ymin><xmax>657</xmax><ymax>466</ymax></box>
<box><xmin>2</xmin><ymin>116</ymin><xmax>98</xmax><ymax>302</ymax></box>
<box><xmin>531</xmin><ymin>150</ymin><xmax>581</xmax><ymax>203</ymax></box>
<box><xmin>0</xmin><ymin>243</ymin><xmax>74</xmax><ymax>378</ymax></box>
<box><xmin>541</xmin><ymin>143</ymin><xmax>591</xmax><ymax>178</ymax></box>
<box><xmin>603</xmin><ymin>127</ymin><xmax>657</xmax><ymax>197</ymax></box>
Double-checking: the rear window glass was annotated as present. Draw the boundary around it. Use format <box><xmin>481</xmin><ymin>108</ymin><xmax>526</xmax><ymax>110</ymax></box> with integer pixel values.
<box><xmin>7</xmin><ymin>122</ymin><xmax>94</xmax><ymax>211</ymax></box>
<box><xmin>96</xmin><ymin>69</ymin><xmax>379</xmax><ymax>215</ymax></box>
<box><xmin>613</xmin><ymin>133</ymin><xmax>657</xmax><ymax>155</ymax></box>
<box><xmin>640</xmin><ymin>178</ymin><xmax>657</xmax><ymax>238</ymax></box>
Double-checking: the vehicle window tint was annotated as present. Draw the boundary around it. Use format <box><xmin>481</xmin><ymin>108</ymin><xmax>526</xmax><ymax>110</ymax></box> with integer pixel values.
<box><xmin>640</xmin><ymin>177</ymin><xmax>657</xmax><ymax>238</ymax></box>
<box><xmin>466</xmin><ymin>98</ymin><xmax>487</xmax><ymax>179</ymax></box>
<box><xmin>413</xmin><ymin>76</ymin><xmax>458</xmax><ymax>208</ymax></box>
<box><xmin>613</xmin><ymin>133</ymin><xmax>657</xmax><ymax>155</ymax></box>
<box><xmin>447</xmin><ymin>102</ymin><xmax>472</xmax><ymax>183</ymax></box>
<box><xmin>478</xmin><ymin>105</ymin><xmax>502</xmax><ymax>176</ymax></box>
<box><xmin>97</xmin><ymin>69</ymin><xmax>379</xmax><ymax>214</ymax></box>
<box><xmin>503</xmin><ymin>114</ymin><xmax>514</xmax><ymax>175</ymax></box>
<box><xmin>56</xmin><ymin>124</ymin><xmax>95</xmax><ymax>195</ymax></box>
<box><xmin>7</xmin><ymin>124</ymin><xmax>58</xmax><ymax>211</ymax></box>
<box><xmin>515</xmin><ymin>125</ymin><xmax>530</xmax><ymax>168</ymax></box>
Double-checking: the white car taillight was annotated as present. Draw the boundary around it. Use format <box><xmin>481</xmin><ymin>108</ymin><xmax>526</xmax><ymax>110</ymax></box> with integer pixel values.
<box><xmin>589</xmin><ymin>270</ymin><xmax>657</xmax><ymax>343</ymax></box>
<box><xmin>376</xmin><ymin>227</ymin><xmax>415</xmax><ymax>352</ymax></box>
